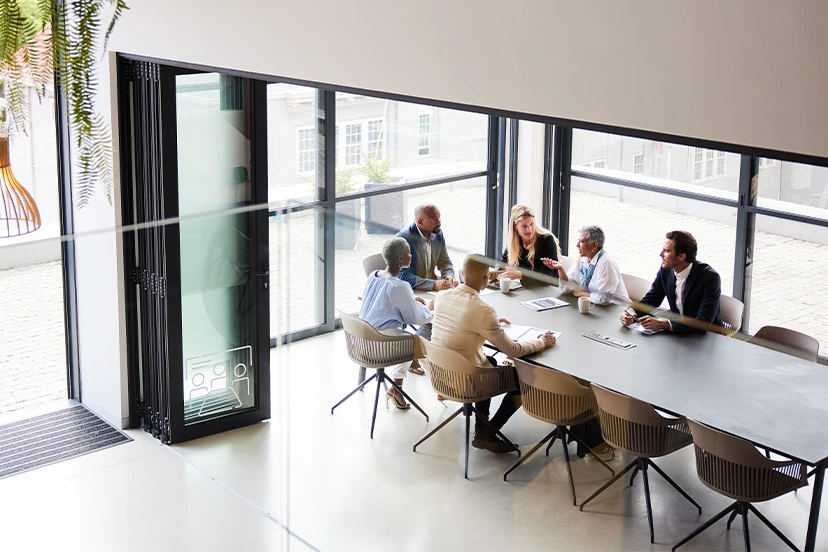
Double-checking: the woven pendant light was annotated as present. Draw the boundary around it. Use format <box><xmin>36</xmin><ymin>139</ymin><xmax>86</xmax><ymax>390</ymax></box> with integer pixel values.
<box><xmin>0</xmin><ymin>136</ymin><xmax>41</xmax><ymax>237</ymax></box>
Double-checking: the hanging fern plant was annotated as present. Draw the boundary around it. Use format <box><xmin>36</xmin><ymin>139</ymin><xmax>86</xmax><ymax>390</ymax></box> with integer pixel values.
<box><xmin>1</xmin><ymin>0</ymin><xmax>127</xmax><ymax>208</ymax></box>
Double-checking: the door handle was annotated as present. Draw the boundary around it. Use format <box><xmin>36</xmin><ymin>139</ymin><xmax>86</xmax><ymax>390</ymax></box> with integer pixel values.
<box><xmin>252</xmin><ymin>270</ymin><xmax>269</xmax><ymax>289</ymax></box>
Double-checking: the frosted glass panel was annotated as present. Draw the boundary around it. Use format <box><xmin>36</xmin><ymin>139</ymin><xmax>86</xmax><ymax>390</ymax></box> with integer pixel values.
<box><xmin>176</xmin><ymin>73</ymin><xmax>257</xmax><ymax>425</ymax></box>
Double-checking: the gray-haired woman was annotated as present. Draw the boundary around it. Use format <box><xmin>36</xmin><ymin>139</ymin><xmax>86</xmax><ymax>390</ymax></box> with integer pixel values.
<box><xmin>544</xmin><ymin>225</ymin><xmax>630</xmax><ymax>305</ymax></box>
<box><xmin>359</xmin><ymin>237</ymin><xmax>433</xmax><ymax>409</ymax></box>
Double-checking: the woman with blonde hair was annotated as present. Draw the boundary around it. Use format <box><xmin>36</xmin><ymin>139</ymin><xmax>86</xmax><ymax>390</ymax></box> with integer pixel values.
<box><xmin>494</xmin><ymin>204</ymin><xmax>562</xmax><ymax>283</ymax></box>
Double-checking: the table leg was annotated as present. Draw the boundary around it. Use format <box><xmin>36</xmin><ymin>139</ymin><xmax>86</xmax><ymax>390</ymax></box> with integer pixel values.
<box><xmin>805</xmin><ymin>459</ymin><xmax>827</xmax><ymax>552</ymax></box>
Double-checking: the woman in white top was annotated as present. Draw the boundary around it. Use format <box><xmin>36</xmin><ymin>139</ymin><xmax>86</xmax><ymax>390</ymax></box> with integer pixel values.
<box><xmin>543</xmin><ymin>225</ymin><xmax>630</xmax><ymax>305</ymax></box>
<box><xmin>360</xmin><ymin>237</ymin><xmax>433</xmax><ymax>409</ymax></box>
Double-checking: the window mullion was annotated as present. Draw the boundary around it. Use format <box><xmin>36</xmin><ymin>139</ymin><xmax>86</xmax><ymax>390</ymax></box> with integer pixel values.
<box><xmin>733</xmin><ymin>155</ymin><xmax>757</xmax><ymax>327</ymax></box>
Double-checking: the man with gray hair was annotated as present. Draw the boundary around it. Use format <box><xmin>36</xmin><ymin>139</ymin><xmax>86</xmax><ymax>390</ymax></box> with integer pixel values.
<box><xmin>360</xmin><ymin>237</ymin><xmax>434</xmax><ymax>409</ymax></box>
<box><xmin>545</xmin><ymin>224</ymin><xmax>630</xmax><ymax>305</ymax></box>
<box><xmin>396</xmin><ymin>203</ymin><xmax>457</xmax><ymax>291</ymax></box>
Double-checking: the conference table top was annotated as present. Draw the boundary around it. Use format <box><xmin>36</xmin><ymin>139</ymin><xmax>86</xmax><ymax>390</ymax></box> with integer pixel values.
<box><xmin>478</xmin><ymin>282</ymin><xmax>828</xmax><ymax>466</ymax></box>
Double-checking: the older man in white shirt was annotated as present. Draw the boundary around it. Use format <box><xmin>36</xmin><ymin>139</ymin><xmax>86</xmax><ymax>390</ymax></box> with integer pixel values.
<box><xmin>431</xmin><ymin>255</ymin><xmax>556</xmax><ymax>453</ymax></box>
<box><xmin>545</xmin><ymin>225</ymin><xmax>630</xmax><ymax>305</ymax></box>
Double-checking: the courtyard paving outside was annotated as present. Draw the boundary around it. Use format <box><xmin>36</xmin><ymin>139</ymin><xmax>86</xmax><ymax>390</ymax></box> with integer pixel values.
<box><xmin>0</xmin><ymin>261</ymin><xmax>68</xmax><ymax>416</ymax></box>
<box><xmin>2</xmin><ymin>186</ymin><xmax>825</xmax><ymax>414</ymax></box>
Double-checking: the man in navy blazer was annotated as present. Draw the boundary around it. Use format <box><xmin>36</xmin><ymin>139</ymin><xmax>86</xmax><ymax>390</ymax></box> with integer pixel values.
<box><xmin>396</xmin><ymin>204</ymin><xmax>456</xmax><ymax>291</ymax></box>
<box><xmin>620</xmin><ymin>230</ymin><xmax>723</xmax><ymax>334</ymax></box>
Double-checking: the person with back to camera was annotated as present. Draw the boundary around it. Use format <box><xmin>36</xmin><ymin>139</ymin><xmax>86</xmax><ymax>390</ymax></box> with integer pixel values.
<box><xmin>432</xmin><ymin>255</ymin><xmax>556</xmax><ymax>452</ymax></box>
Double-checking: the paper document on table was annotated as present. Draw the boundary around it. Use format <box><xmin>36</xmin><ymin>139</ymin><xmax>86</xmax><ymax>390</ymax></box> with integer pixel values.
<box><xmin>503</xmin><ymin>324</ymin><xmax>562</xmax><ymax>341</ymax></box>
<box><xmin>629</xmin><ymin>322</ymin><xmax>664</xmax><ymax>335</ymax></box>
<box><xmin>485</xmin><ymin>324</ymin><xmax>561</xmax><ymax>349</ymax></box>
<box><xmin>520</xmin><ymin>296</ymin><xmax>569</xmax><ymax>311</ymax></box>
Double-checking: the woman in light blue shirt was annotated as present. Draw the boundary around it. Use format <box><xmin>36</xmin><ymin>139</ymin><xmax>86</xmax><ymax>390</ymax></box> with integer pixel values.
<box><xmin>360</xmin><ymin>237</ymin><xmax>433</xmax><ymax>409</ymax></box>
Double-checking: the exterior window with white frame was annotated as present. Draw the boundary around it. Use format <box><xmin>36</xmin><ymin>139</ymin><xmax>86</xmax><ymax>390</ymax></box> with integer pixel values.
<box><xmin>633</xmin><ymin>153</ymin><xmax>644</xmax><ymax>174</ymax></box>
<box><xmin>366</xmin><ymin>119</ymin><xmax>384</xmax><ymax>157</ymax></box>
<box><xmin>296</xmin><ymin>127</ymin><xmax>315</xmax><ymax>174</ymax></box>
<box><xmin>345</xmin><ymin>123</ymin><xmax>362</xmax><ymax>165</ymax></box>
<box><xmin>693</xmin><ymin>147</ymin><xmax>726</xmax><ymax>181</ymax></box>
<box><xmin>418</xmin><ymin>113</ymin><xmax>431</xmax><ymax>156</ymax></box>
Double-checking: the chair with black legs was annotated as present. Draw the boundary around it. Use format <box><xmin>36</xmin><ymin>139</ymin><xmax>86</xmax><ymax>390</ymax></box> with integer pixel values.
<box><xmin>503</xmin><ymin>359</ymin><xmax>615</xmax><ymax>505</ymax></box>
<box><xmin>580</xmin><ymin>384</ymin><xmax>703</xmax><ymax>544</ymax></box>
<box><xmin>331</xmin><ymin>310</ymin><xmax>429</xmax><ymax>439</ymax></box>
<box><xmin>672</xmin><ymin>419</ymin><xmax>807</xmax><ymax>552</ymax></box>
<box><xmin>413</xmin><ymin>337</ymin><xmax>520</xmax><ymax>479</ymax></box>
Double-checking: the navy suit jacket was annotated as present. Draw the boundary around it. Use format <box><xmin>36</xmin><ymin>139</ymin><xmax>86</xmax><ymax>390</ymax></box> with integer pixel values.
<box><xmin>396</xmin><ymin>222</ymin><xmax>455</xmax><ymax>290</ymax></box>
<box><xmin>637</xmin><ymin>261</ymin><xmax>723</xmax><ymax>334</ymax></box>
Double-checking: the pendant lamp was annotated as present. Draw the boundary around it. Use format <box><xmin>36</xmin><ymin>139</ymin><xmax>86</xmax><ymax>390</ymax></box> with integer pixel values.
<box><xmin>0</xmin><ymin>136</ymin><xmax>41</xmax><ymax>237</ymax></box>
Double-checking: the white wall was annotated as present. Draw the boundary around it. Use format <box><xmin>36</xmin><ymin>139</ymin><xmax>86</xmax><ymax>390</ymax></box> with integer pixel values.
<box><xmin>68</xmin><ymin>51</ymin><xmax>129</xmax><ymax>428</ymax></box>
<box><xmin>107</xmin><ymin>0</ymin><xmax>828</xmax><ymax>160</ymax></box>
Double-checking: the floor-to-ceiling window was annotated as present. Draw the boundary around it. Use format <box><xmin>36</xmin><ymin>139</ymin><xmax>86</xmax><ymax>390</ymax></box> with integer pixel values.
<box><xmin>0</xmin><ymin>84</ymin><xmax>70</xmax><ymax>417</ymax></box>
<box><xmin>266</xmin><ymin>88</ymin><xmax>494</xmax><ymax>341</ymax></box>
<box><xmin>553</xmin><ymin>127</ymin><xmax>828</xmax><ymax>357</ymax></box>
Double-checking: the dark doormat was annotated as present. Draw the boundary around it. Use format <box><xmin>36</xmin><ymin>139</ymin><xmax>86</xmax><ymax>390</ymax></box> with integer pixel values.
<box><xmin>0</xmin><ymin>404</ymin><xmax>132</xmax><ymax>479</ymax></box>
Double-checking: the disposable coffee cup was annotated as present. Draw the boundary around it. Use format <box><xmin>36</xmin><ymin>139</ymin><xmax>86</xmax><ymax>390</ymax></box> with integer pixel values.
<box><xmin>578</xmin><ymin>296</ymin><xmax>593</xmax><ymax>313</ymax></box>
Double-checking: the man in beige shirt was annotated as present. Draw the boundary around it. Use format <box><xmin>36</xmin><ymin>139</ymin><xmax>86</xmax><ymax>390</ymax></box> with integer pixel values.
<box><xmin>432</xmin><ymin>256</ymin><xmax>556</xmax><ymax>452</ymax></box>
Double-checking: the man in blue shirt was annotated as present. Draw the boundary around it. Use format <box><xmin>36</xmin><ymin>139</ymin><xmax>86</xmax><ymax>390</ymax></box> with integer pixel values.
<box><xmin>396</xmin><ymin>204</ymin><xmax>457</xmax><ymax>291</ymax></box>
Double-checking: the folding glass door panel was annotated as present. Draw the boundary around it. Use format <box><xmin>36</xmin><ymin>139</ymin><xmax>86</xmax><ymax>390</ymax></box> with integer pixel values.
<box><xmin>119</xmin><ymin>59</ymin><xmax>270</xmax><ymax>444</ymax></box>
<box><xmin>163</xmin><ymin>69</ymin><xmax>271</xmax><ymax>441</ymax></box>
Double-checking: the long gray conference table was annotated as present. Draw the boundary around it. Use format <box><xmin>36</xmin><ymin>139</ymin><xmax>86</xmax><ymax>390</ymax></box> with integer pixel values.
<box><xmin>480</xmin><ymin>283</ymin><xmax>828</xmax><ymax>551</ymax></box>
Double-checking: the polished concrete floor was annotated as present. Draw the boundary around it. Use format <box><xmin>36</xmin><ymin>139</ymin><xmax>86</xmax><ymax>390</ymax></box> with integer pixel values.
<box><xmin>1</xmin><ymin>331</ymin><xmax>824</xmax><ymax>551</ymax></box>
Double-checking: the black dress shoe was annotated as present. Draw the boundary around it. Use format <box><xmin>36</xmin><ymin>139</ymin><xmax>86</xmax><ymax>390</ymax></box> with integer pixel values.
<box><xmin>472</xmin><ymin>431</ymin><xmax>516</xmax><ymax>453</ymax></box>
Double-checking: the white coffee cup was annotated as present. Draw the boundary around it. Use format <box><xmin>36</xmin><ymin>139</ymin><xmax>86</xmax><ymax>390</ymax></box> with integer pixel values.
<box><xmin>499</xmin><ymin>277</ymin><xmax>512</xmax><ymax>293</ymax></box>
<box><xmin>578</xmin><ymin>296</ymin><xmax>593</xmax><ymax>313</ymax></box>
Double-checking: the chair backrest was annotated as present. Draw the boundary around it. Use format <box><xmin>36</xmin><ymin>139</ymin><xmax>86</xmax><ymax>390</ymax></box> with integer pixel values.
<box><xmin>720</xmin><ymin>294</ymin><xmax>745</xmax><ymax>332</ymax></box>
<box><xmin>749</xmin><ymin>325</ymin><xmax>819</xmax><ymax>362</ymax></box>
<box><xmin>337</xmin><ymin>310</ymin><xmax>414</xmax><ymax>368</ymax></box>
<box><xmin>621</xmin><ymin>273</ymin><xmax>651</xmax><ymax>303</ymax></box>
<box><xmin>512</xmin><ymin>358</ymin><xmax>597</xmax><ymax>426</ymax></box>
<box><xmin>419</xmin><ymin>337</ymin><xmax>516</xmax><ymax>403</ymax></box>
<box><xmin>363</xmin><ymin>253</ymin><xmax>386</xmax><ymax>276</ymax></box>
<box><xmin>591</xmin><ymin>384</ymin><xmax>692</xmax><ymax>457</ymax></box>
<box><xmin>559</xmin><ymin>255</ymin><xmax>577</xmax><ymax>272</ymax></box>
<box><xmin>687</xmin><ymin>419</ymin><xmax>806</xmax><ymax>501</ymax></box>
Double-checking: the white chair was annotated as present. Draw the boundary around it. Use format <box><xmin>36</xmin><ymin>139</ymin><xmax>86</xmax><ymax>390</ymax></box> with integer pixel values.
<box><xmin>559</xmin><ymin>255</ymin><xmax>576</xmax><ymax>272</ymax></box>
<box><xmin>621</xmin><ymin>273</ymin><xmax>651</xmax><ymax>303</ymax></box>
<box><xmin>332</xmin><ymin>310</ymin><xmax>428</xmax><ymax>438</ymax></box>
<box><xmin>414</xmin><ymin>337</ymin><xmax>520</xmax><ymax>479</ymax></box>
<box><xmin>720</xmin><ymin>295</ymin><xmax>745</xmax><ymax>333</ymax></box>
<box><xmin>362</xmin><ymin>253</ymin><xmax>385</xmax><ymax>276</ymax></box>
